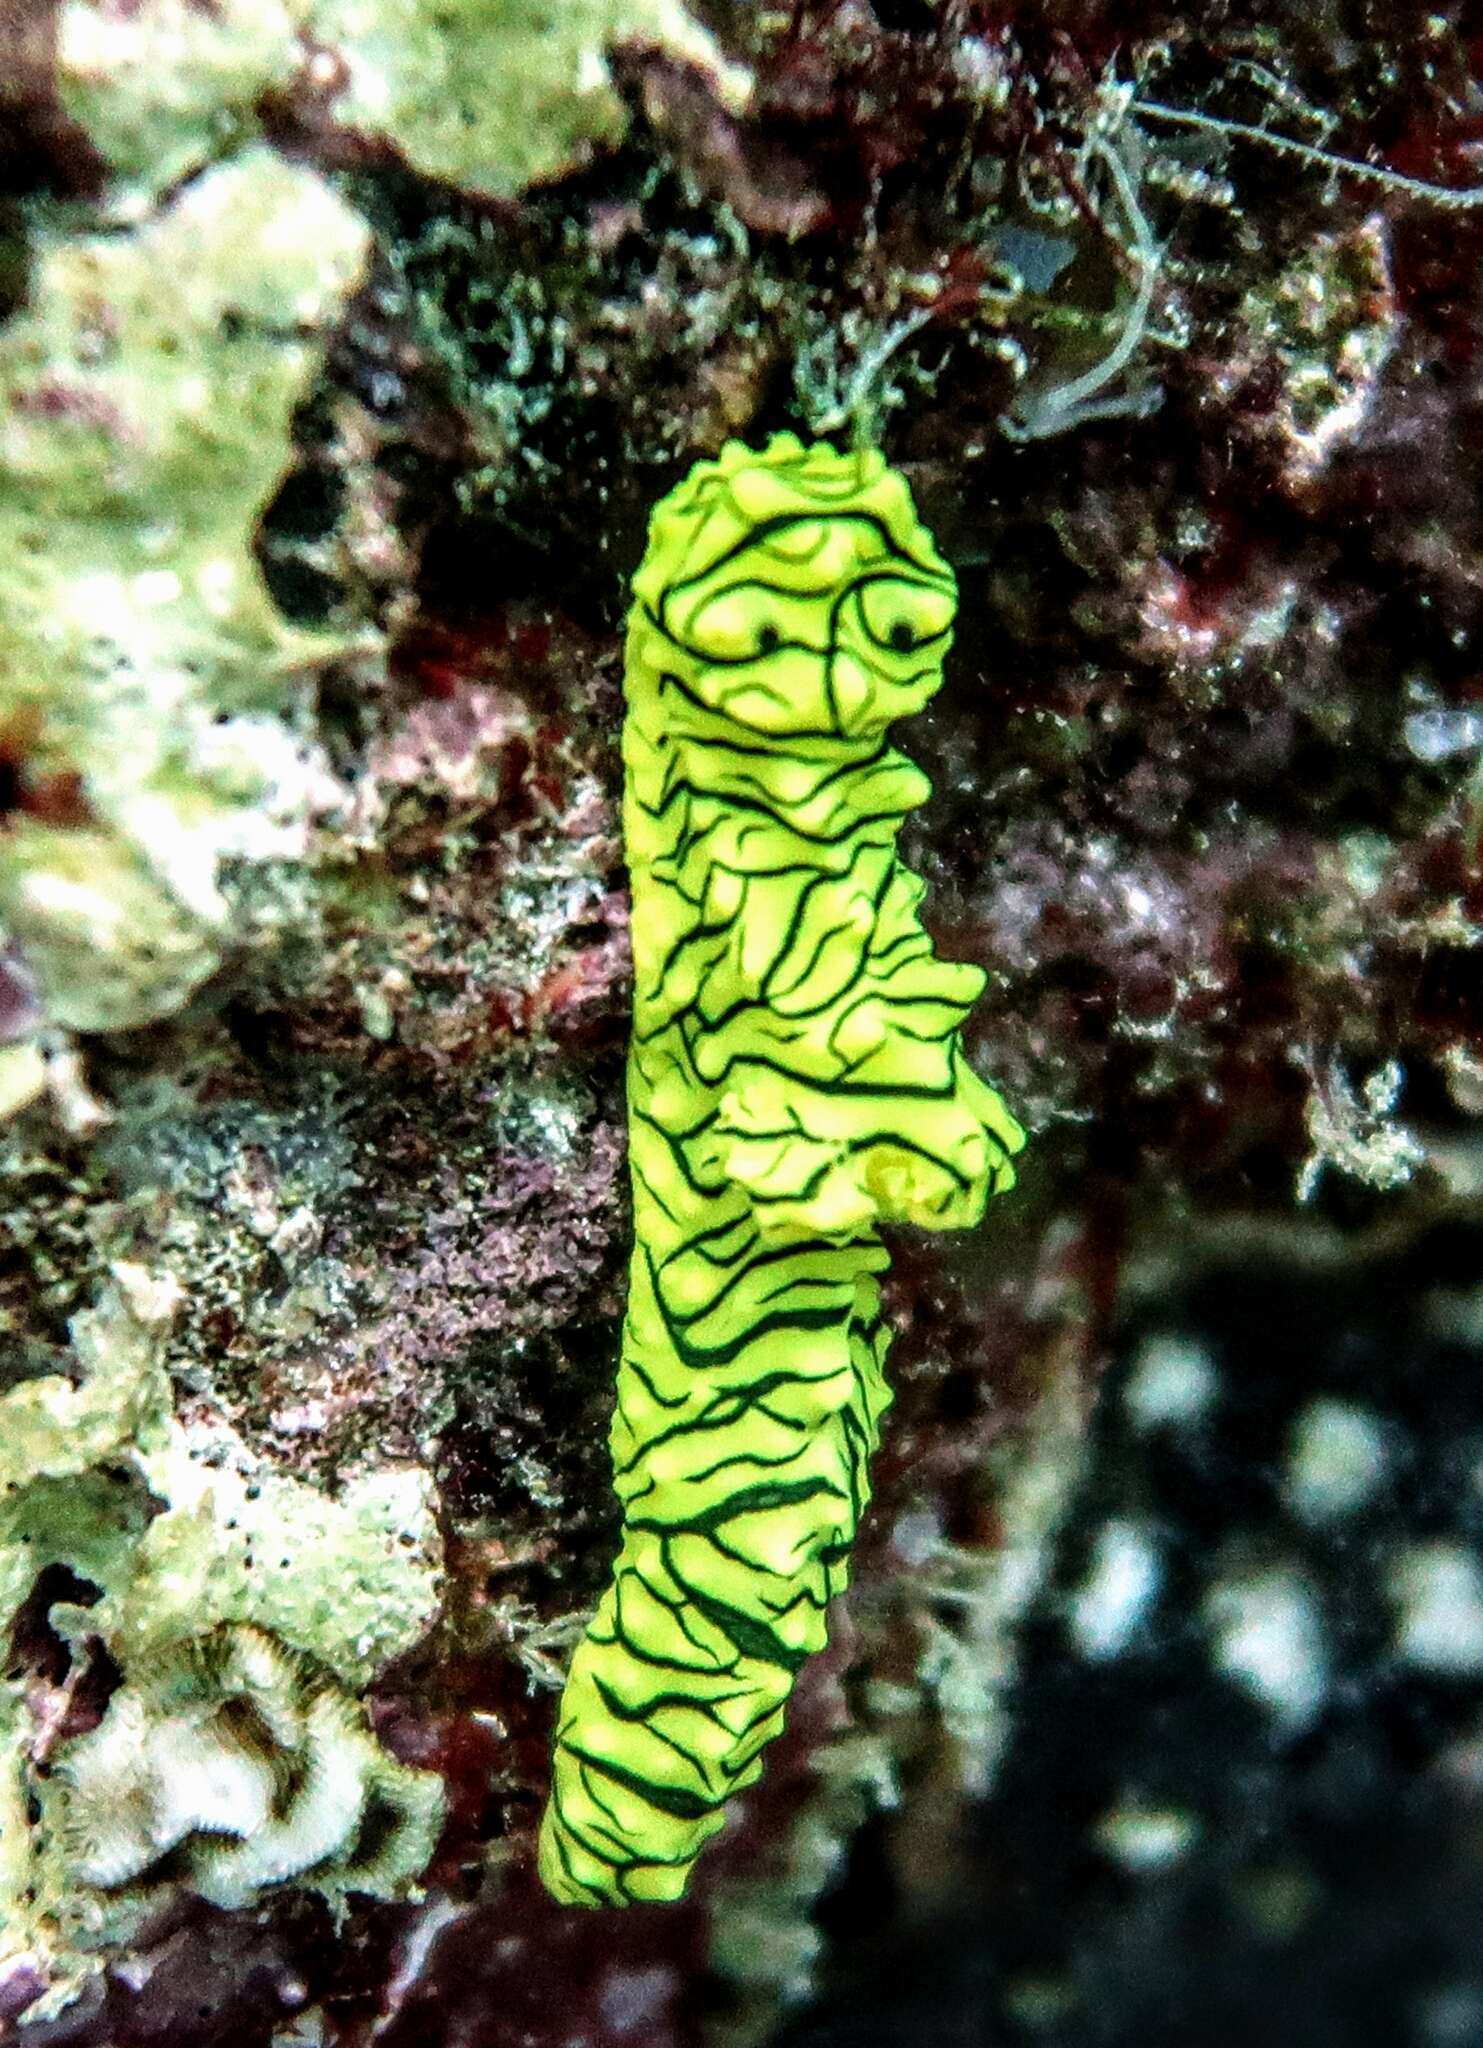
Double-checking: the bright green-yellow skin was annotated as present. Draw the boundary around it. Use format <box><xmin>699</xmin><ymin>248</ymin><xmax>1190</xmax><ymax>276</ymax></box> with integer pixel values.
<box><xmin>538</xmin><ymin>433</ymin><xmax>1025</xmax><ymax>1907</ymax></box>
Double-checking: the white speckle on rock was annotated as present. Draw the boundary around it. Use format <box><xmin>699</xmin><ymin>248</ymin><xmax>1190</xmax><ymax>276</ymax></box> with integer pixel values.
<box><xmin>197</xmin><ymin>556</ymin><xmax>239</xmax><ymax>609</ymax></box>
<box><xmin>132</xmin><ymin>568</ymin><xmax>181</xmax><ymax>607</ymax></box>
<box><xmin>1092</xmin><ymin>1800</ymin><xmax>1199</xmax><ymax>1872</ymax></box>
<box><xmin>891</xmin><ymin>1508</ymin><xmax>942</xmax><ymax>1568</ymax></box>
<box><xmin>1123</xmin><ymin>1332</ymin><xmax>1219</xmax><ymax>1432</ymax></box>
<box><xmin>1391</xmin><ymin>1543</ymin><xmax>1483</xmax><ymax>1676</ymax></box>
<box><xmin>1404</xmin><ymin>705</ymin><xmax>1483</xmax><ymax>763</ymax></box>
<box><xmin>1068</xmin><ymin>1519</ymin><xmax>1163</xmax><ymax>1661</ymax></box>
<box><xmin>1204</xmin><ymin>1567</ymin><xmax>1328</xmax><ymax>1729</ymax></box>
<box><xmin>1411</xmin><ymin>1980</ymin><xmax>1483</xmax><ymax>2048</ymax></box>
<box><xmin>1284</xmin><ymin>1398</ymin><xmax>1389</xmax><ymax>1524</ymax></box>
<box><xmin>597</xmin><ymin>1966</ymin><xmax>677</xmax><ymax>2040</ymax></box>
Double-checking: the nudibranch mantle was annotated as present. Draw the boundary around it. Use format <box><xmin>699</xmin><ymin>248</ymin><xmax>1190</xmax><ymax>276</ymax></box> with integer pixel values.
<box><xmin>538</xmin><ymin>432</ymin><xmax>1025</xmax><ymax>1906</ymax></box>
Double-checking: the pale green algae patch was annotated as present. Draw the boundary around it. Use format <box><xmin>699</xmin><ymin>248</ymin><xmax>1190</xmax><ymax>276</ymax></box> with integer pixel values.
<box><xmin>0</xmin><ymin>1266</ymin><xmax>445</xmax><ymax>2016</ymax></box>
<box><xmin>6</xmin><ymin>1</ymin><xmax>746</xmax><ymax>1034</ymax></box>
<box><xmin>0</xmin><ymin>144</ymin><xmax>370</xmax><ymax>1036</ymax></box>
<box><xmin>58</xmin><ymin>0</ymin><xmax>751</xmax><ymax>210</ymax></box>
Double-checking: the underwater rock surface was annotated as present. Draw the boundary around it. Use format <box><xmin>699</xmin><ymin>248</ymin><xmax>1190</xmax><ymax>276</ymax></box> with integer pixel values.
<box><xmin>0</xmin><ymin>0</ymin><xmax>1480</xmax><ymax>2041</ymax></box>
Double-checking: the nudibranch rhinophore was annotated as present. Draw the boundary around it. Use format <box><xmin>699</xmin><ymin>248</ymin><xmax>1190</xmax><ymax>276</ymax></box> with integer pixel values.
<box><xmin>538</xmin><ymin>433</ymin><xmax>1025</xmax><ymax>1906</ymax></box>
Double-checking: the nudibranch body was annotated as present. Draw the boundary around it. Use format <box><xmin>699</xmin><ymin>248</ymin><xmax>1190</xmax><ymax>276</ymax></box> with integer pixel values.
<box><xmin>538</xmin><ymin>433</ymin><xmax>1025</xmax><ymax>1906</ymax></box>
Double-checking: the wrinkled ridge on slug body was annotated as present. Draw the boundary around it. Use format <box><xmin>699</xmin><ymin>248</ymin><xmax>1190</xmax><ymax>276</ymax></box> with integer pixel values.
<box><xmin>538</xmin><ymin>432</ymin><xmax>1025</xmax><ymax>1906</ymax></box>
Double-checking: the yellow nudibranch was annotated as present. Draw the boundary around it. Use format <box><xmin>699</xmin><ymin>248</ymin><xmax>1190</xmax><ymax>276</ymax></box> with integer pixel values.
<box><xmin>538</xmin><ymin>433</ymin><xmax>1025</xmax><ymax>1906</ymax></box>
